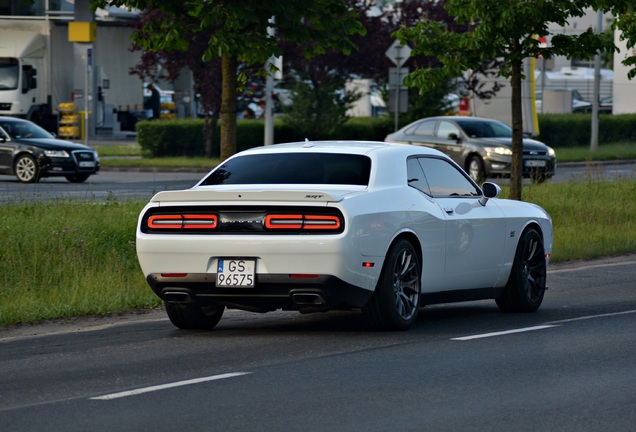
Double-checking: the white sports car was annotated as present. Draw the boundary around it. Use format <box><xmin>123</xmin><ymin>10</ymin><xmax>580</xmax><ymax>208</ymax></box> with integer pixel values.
<box><xmin>136</xmin><ymin>140</ymin><xmax>553</xmax><ymax>331</ymax></box>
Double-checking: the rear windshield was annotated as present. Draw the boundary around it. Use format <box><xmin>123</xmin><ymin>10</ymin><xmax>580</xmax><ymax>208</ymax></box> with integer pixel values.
<box><xmin>201</xmin><ymin>153</ymin><xmax>371</xmax><ymax>186</ymax></box>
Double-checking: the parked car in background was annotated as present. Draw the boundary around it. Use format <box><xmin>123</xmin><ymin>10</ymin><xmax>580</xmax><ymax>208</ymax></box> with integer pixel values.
<box><xmin>599</xmin><ymin>96</ymin><xmax>613</xmax><ymax>114</ymax></box>
<box><xmin>385</xmin><ymin>116</ymin><xmax>556</xmax><ymax>182</ymax></box>
<box><xmin>535</xmin><ymin>89</ymin><xmax>592</xmax><ymax>113</ymax></box>
<box><xmin>0</xmin><ymin>116</ymin><xmax>99</xmax><ymax>183</ymax></box>
<box><xmin>136</xmin><ymin>140</ymin><xmax>553</xmax><ymax>331</ymax></box>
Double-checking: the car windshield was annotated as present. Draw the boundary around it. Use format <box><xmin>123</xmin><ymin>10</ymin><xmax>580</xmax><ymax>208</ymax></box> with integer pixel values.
<box><xmin>201</xmin><ymin>153</ymin><xmax>371</xmax><ymax>186</ymax></box>
<box><xmin>0</xmin><ymin>119</ymin><xmax>53</xmax><ymax>139</ymax></box>
<box><xmin>455</xmin><ymin>120</ymin><xmax>512</xmax><ymax>139</ymax></box>
<box><xmin>0</xmin><ymin>58</ymin><xmax>19</xmax><ymax>90</ymax></box>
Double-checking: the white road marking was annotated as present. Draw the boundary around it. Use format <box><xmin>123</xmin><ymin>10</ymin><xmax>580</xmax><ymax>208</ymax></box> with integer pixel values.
<box><xmin>546</xmin><ymin>309</ymin><xmax>636</xmax><ymax>324</ymax></box>
<box><xmin>90</xmin><ymin>372</ymin><xmax>252</xmax><ymax>400</ymax></box>
<box><xmin>452</xmin><ymin>309</ymin><xmax>636</xmax><ymax>341</ymax></box>
<box><xmin>451</xmin><ymin>325</ymin><xmax>559</xmax><ymax>341</ymax></box>
<box><xmin>549</xmin><ymin>259</ymin><xmax>636</xmax><ymax>274</ymax></box>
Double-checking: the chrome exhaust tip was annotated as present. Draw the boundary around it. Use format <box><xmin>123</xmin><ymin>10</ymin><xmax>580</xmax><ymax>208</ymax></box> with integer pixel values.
<box><xmin>292</xmin><ymin>292</ymin><xmax>326</xmax><ymax>306</ymax></box>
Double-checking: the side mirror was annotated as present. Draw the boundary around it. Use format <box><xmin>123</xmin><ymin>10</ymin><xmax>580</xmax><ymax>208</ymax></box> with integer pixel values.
<box><xmin>448</xmin><ymin>133</ymin><xmax>461</xmax><ymax>142</ymax></box>
<box><xmin>479</xmin><ymin>182</ymin><xmax>501</xmax><ymax>206</ymax></box>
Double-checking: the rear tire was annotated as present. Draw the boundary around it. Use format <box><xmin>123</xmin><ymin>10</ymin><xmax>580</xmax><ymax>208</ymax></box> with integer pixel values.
<box><xmin>496</xmin><ymin>228</ymin><xmax>546</xmax><ymax>313</ymax></box>
<box><xmin>165</xmin><ymin>302</ymin><xmax>225</xmax><ymax>329</ymax></box>
<box><xmin>363</xmin><ymin>239</ymin><xmax>421</xmax><ymax>331</ymax></box>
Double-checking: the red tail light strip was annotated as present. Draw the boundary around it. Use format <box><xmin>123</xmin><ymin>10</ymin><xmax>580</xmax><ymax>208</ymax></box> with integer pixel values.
<box><xmin>303</xmin><ymin>215</ymin><xmax>341</xmax><ymax>230</ymax></box>
<box><xmin>183</xmin><ymin>214</ymin><xmax>218</xmax><ymax>229</ymax></box>
<box><xmin>265</xmin><ymin>214</ymin><xmax>303</xmax><ymax>229</ymax></box>
<box><xmin>265</xmin><ymin>214</ymin><xmax>341</xmax><ymax>230</ymax></box>
<box><xmin>148</xmin><ymin>214</ymin><xmax>182</xmax><ymax>229</ymax></box>
<box><xmin>148</xmin><ymin>214</ymin><xmax>218</xmax><ymax>230</ymax></box>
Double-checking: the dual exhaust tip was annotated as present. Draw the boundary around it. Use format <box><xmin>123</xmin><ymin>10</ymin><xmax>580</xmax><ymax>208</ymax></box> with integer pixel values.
<box><xmin>163</xmin><ymin>291</ymin><xmax>326</xmax><ymax>306</ymax></box>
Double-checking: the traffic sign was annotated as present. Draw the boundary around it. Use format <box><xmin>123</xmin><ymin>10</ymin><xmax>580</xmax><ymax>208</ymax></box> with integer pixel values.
<box><xmin>385</xmin><ymin>39</ymin><xmax>411</xmax><ymax>68</ymax></box>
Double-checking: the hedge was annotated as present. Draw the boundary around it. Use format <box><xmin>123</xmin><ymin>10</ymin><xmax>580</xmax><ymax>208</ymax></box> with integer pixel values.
<box><xmin>536</xmin><ymin>113</ymin><xmax>636</xmax><ymax>148</ymax></box>
<box><xmin>136</xmin><ymin>114</ymin><xmax>636</xmax><ymax>157</ymax></box>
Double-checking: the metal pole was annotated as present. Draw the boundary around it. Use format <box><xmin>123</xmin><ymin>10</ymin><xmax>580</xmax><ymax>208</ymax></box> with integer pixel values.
<box><xmin>85</xmin><ymin>51</ymin><xmax>89</xmax><ymax>147</ymax></box>
<box><xmin>264</xmin><ymin>16</ymin><xmax>275</xmax><ymax>146</ymax></box>
<box><xmin>590</xmin><ymin>10</ymin><xmax>602</xmax><ymax>152</ymax></box>
<box><xmin>394</xmin><ymin>47</ymin><xmax>402</xmax><ymax>132</ymax></box>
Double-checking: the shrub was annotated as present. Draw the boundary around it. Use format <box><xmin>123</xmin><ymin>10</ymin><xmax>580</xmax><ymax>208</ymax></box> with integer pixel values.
<box><xmin>537</xmin><ymin>113</ymin><xmax>636</xmax><ymax>148</ymax></box>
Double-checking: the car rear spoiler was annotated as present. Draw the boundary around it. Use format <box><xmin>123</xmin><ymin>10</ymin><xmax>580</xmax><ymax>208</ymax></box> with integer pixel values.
<box><xmin>150</xmin><ymin>188</ymin><xmax>346</xmax><ymax>204</ymax></box>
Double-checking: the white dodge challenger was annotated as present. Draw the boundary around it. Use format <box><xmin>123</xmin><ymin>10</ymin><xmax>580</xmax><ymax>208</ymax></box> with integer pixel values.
<box><xmin>136</xmin><ymin>140</ymin><xmax>553</xmax><ymax>331</ymax></box>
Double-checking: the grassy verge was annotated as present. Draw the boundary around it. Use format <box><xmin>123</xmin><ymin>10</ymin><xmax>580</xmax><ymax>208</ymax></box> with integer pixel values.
<box><xmin>0</xmin><ymin>199</ymin><xmax>158</xmax><ymax>326</ymax></box>
<box><xmin>1</xmin><ymin>179</ymin><xmax>636</xmax><ymax>326</ymax></box>
<box><xmin>555</xmin><ymin>142</ymin><xmax>636</xmax><ymax>163</ymax></box>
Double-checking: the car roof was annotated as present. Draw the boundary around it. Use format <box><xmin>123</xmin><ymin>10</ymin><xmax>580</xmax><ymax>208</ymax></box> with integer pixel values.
<box><xmin>234</xmin><ymin>140</ymin><xmax>444</xmax><ymax>158</ymax></box>
<box><xmin>412</xmin><ymin>116</ymin><xmax>502</xmax><ymax>123</ymax></box>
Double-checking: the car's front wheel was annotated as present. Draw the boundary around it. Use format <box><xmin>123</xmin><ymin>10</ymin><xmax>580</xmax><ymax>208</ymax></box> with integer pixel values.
<box><xmin>363</xmin><ymin>239</ymin><xmax>421</xmax><ymax>331</ymax></box>
<box><xmin>14</xmin><ymin>154</ymin><xmax>40</xmax><ymax>183</ymax></box>
<box><xmin>467</xmin><ymin>155</ymin><xmax>486</xmax><ymax>183</ymax></box>
<box><xmin>496</xmin><ymin>227</ymin><xmax>546</xmax><ymax>313</ymax></box>
<box><xmin>165</xmin><ymin>301</ymin><xmax>225</xmax><ymax>330</ymax></box>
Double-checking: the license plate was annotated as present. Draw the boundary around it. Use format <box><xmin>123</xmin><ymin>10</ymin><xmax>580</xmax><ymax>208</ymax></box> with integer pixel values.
<box><xmin>79</xmin><ymin>161</ymin><xmax>95</xmax><ymax>167</ymax></box>
<box><xmin>217</xmin><ymin>259</ymin><xmax>255</xmax><ymax>287</ymax></box>
<box><xmin>525</xmin><ymin>160</ymin><xmax>546</xmax><ymax>167</ymax></box>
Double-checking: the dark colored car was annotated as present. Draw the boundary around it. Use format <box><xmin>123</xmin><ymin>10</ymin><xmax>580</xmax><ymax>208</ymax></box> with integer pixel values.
<box><xmin>385</xmin><ymin>116</ymin><xmax>556</xmax><ymax>182</ymax></box>
<box><xmin>0</xmin><ymin>116</ymin><xmax>99</xmax><ymax>183</ymax></box>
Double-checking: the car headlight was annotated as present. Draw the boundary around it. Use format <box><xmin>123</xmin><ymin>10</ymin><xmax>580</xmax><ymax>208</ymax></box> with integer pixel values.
<box><xmin>485</xmin><ymin>147</ymin><xmax>513</xmax><ymax>156</ymax></box>
<box><xmin>547</xmin><ymin>147</ymin><xmax>556</xmax><ymax>157</ymax></box>
<box><xmin>44</xmin><ymin>150</ymin><xmax>70</xmax><ymax>158</ymax></box>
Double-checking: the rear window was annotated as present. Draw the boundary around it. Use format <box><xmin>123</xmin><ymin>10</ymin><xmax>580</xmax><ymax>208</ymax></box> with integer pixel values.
<box><xmin>201</xmin><ymin>153</ymin><xmax>371</xmax><ymax>186</ymax></box>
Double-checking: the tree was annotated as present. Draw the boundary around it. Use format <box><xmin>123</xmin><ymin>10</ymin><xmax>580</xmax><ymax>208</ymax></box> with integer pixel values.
<box><xmin>129</xmin><ymin>9</ymin><xmax>222</xmax><ymax>158</ymax></box>
<box><xmin>91</xmin><ymin>0</ymin><xmax>365</xmax><ymax>160</ymax></box>
<box><xmin>395</xmin><ymin>0</ymin><xmax>636</xmax><ymax>200</ymax></box>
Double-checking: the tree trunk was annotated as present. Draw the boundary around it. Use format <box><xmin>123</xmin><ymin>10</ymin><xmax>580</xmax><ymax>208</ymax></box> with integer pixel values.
<box><xmin>203</xmin><ymin>114</ymin><xmax>219</xmax><ymax>158</ymax></box>
<box><xmin>220</xmin><ymin>55</ymin><xmax>238</xmax><ymax>161</ymax></box>
<box><xmin>509</xmin><ymin>47</ymin><xmax>524</xmax><ymax>201</ymax></box>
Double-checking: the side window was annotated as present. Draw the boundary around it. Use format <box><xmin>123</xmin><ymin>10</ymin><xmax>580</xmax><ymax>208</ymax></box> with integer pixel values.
<box><xmin>412</xmin><ymin>120</ymin><xmax>436</xmax><ymax>137</ymax></box>
<box><xmin>436</xmin><ymin>121</ymin><xmax>461</xmax><ymax>140</ymax></box>
<box><xmin>418</xmin><ymin>157</ymin><xmax>480</xmax><ymax>197</ymax></box>
<box><xmin>407</xmin><ymin>157</ymin><xmax>431</xmax><ymax>194</ymax></box>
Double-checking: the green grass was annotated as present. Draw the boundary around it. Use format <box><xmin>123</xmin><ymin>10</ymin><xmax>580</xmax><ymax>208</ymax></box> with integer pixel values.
<box><xmin>1</xmin><ymin>177</ymin><xmax>636</xmax><ymax>326</ymax></box>
<box><xmin>503</xmin><ymin>179</ymin><xmax>636</xmax><ymax>261</ymax></box>
<box><xmin>0</xmin><ymin>199</ymin><xmax>159</xmax><ymax>325</ymax></box>
<box><xmin>555</xmin><ymin>142</ymin><xmax>636</xmax><ymax>163</ymax></box>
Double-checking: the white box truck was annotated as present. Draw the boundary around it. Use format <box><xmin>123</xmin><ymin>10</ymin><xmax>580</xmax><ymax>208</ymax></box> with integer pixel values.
<box><xmin>0</xmin><ymin>18</ymin><xmax>143</xmax><ymax>133</ymax></box>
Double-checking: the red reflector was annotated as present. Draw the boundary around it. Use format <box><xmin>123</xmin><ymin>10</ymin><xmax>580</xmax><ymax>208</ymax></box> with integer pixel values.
<box><xmin>362</xmin><ymin>262</ymin><xmax>375</xmax><ymax>268</ymax></box>
<box><xmin>289</xmin><ymin>274</ymin><xmax>319</xmax><ymax>279</ymax></box>
<box><xmin>161</xmin><ymin>273</ymin><xmax>188</xmax><ymax>277</ymax></box>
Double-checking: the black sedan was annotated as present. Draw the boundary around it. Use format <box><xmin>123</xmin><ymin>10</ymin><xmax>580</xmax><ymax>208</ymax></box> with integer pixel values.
<box><xmin>0</xmin><ymin>116</ymin><xmax>99</xmax><ymax>183</ymax></box>
<box><xmin>385</xmin><ymin>116</ymin><xmax>556</xmax><ymax>182</ymax></box>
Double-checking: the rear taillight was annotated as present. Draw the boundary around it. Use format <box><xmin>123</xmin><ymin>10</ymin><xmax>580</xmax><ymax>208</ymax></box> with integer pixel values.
<box><xmin>146</xmin><ymin>214</ymin><xmax>218</xmax><ymax>231</ymax></box>
<box><xmin>265</xmin><ymin>214</ymin><xmax>341</xmax><ymax>231</ymax></box>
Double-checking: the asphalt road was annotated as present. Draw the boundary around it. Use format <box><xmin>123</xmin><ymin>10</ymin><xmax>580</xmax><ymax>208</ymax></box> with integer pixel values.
<box><xmin>1</xmin><ymin>255</ymin><xmax>635</xmax><ymax>431</ymax></box>
<box><xmin>0</xmin><ymin>161</ymin><xmax>635</xmax><ymax>204</ymax></box>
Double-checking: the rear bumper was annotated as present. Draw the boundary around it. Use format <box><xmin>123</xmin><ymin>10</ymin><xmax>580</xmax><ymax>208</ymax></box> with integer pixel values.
<box><xmin>146</xmin><ymin>273</ymin><xmax>373</xmax><ymax>312</ymax></box>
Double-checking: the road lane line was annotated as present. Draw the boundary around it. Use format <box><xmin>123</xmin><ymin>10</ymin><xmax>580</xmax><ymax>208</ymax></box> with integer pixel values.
<box><xmin>90</xmin><ymin>372</ymin><xmax>252</xmax><ymax>401</ymax></box>
<box><xmin>546</xmin><ymin>309</ymin><xmax>636</xmax><ymax>324</ymax></box>
<box><xmin>451</xmin><ymin>325</ymin><xmax>559</xmax><ymax>341</ymax></box>
<box><xmin>549</xmin><ymin>260</ymin><xmax>636</xmax><ymax>274</ymax></box>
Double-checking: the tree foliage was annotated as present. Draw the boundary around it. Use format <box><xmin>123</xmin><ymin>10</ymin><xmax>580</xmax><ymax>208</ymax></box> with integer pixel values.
<box><xmin>91</xmin><ymin>0</ymin><xmax>365</xmax><ymax>160</ymax></box>
<box><xmin>395</xmin><ymin>0</ymin><xmax>636</xmax><ymax>200</ymax></box>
